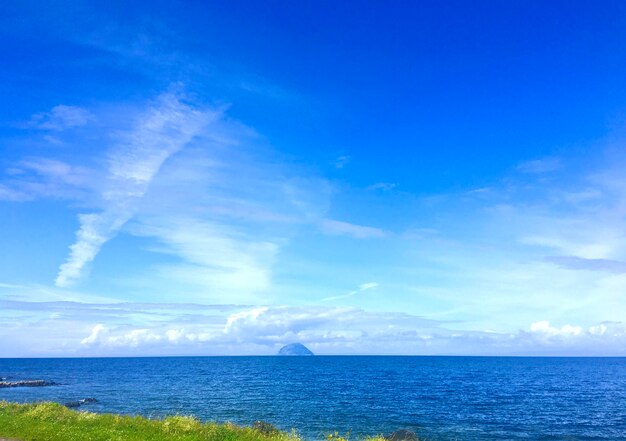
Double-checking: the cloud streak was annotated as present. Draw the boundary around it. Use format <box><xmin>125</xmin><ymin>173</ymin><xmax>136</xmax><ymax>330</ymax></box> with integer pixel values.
<box><xmin>0</xmin><ymin>158</ymin><xmax>95</xmax><ymax>202</ymax></box>
<box><xmin>322</xmin><ymin>282</ymin><xmax>379</xmax><ymax>301</ymax></box>
<box><xmin>55</xmin><ymin>92</ymin><xmax>212</xmax><ymax>287</ymax></box>
<box><xmin>516</xmin><ymin>157</ymin><xmax>561</xmax><ymax>174</ymax></box>
<box><xmin>320</xmin><ymin>219</ymin><xmax>387</xmax><ymax>239</ymax></box>
<box><xmin>135</xmin><ymin>218</ymin><xmax>279</xmax><ymax>301</ymax></box>
<box><xmin>0</xmin><ymin>86</ymin><xmax>331</xmax><ymax>298</ymax></box>
<box><xmin>29</xmin><ymin>105</ymin><xmax>94</xmax><ymax>131</ymax></box>
<box><xmin>545</xmin><ymin>256</ymin><xmax>626</xmax><ymax>274</ymax></box>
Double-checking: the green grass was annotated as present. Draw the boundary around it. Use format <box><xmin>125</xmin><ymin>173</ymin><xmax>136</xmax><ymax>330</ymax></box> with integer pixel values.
<box><xmin>0</xmin><ymin>401</ymin><xmax>388</xmax><ymax>441</ymax></box>
<box><xmin>0</xmin><ymin>401</ymin><xmax>304</xmax><ymax>441</ymax></box>
<box><xmin>0</xmin><ymin>401</ymin><xmax>385</xmax><ymax>441</ymax></box>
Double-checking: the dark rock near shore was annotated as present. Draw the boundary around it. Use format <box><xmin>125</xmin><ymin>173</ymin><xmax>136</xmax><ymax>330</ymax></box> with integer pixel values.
<box><xmin>385</xmin><ymin>429</ymin><xmax>418</xmax><ymax>441</ymax></box>
<box><xmin>277</xmin><ymin>343</ymin><xmax>314</xmax><ymax>356</ymax></box>
<box><xmin>252</xmin><ymin>420</ymin><xmax>280</xmax><ymax>435</ymax></box>
<box><xmin>0</xmin><ymin>380</ymin><xmax>56</xmax><ymax>388</ymax></box>
<box><xmin>64</xmin><ymin>398</ymin><xmax>97</xmax><ymax>408</ymax></box>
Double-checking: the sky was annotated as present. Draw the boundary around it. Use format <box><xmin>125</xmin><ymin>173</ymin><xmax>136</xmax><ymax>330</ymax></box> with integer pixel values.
<box><xmin>2</xmin><ymin>1</ymin><xmax>626</xmax><ymax>356</ymax></box>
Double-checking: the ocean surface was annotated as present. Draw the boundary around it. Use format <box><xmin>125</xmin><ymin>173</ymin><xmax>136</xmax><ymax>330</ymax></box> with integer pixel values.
<box><xmin>1</xmin><ymin>357</ymin><xmax>625</xmax><ymax>440</ymax></box>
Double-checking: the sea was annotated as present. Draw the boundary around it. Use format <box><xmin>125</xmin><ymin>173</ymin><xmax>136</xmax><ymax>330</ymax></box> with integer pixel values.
<box><xmin>1</xmin><ymin>356</ymin><xmax>625</xmax><ymax>440</ymax></box>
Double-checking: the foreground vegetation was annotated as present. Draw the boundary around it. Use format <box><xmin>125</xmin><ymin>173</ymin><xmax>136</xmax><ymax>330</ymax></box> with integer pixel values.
<box><xmin>0</xmin><ymin>401</ymin><xmax>303</xmax><ymax>441</ymax></box>
<box><xmin>0</xmin><ymin>401</ymin><xmax>389</xmax><ymax>441</ymax></box>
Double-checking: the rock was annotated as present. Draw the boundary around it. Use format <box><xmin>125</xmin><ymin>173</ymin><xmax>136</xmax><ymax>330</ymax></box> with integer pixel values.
<box><xmin>385</xmin><ymin>429</ymin><xmax>418</xmax><ymax>441</ymax></box>
<box><xmin>252</xmin><ymin>420</ymin><xmax>280</xmax><ymax>436</ymax></box>
<box><xmin>277</xmin><ymin>343</ymin><xmax>314</xmax><ymax>356</ymax></box>
<box><xmin>0</xmin><ymin>380</ymin><xmax>56</xmax><ymax>388</ymax></box>
<box><xmin>65</xmin><ymin>398</ymin><xmax>97</xmax><ymax>408</ymax></box>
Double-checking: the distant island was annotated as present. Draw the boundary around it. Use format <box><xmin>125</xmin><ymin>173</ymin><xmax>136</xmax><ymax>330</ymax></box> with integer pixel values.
<box><xmin>277</xmin><ymin>343</ymin><xmax>314</xmax><ymax>356</ymax></box>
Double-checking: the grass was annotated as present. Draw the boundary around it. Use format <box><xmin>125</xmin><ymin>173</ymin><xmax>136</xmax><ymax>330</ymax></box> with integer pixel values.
<box><xmin>0</xmin><ymin>401</ymin><xmax>388</xmax><ymax>441</ymax></box>
<box><xmin>0</xmin><ymin>401</ymin><xmax>302</xmax><ymax>441</ymax></box>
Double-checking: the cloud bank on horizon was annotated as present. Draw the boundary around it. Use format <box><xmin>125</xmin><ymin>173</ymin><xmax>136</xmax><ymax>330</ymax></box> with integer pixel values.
<box><xmin>1</xmin><ymin>1</ymin><xmax>626</xmax><ymax>356</ymax></box>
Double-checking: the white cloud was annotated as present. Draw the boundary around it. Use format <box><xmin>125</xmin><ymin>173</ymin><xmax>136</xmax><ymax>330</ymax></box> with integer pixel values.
<box><xmin>545</xmin><ymin>256</ymin><xmax>626</xmax><ymax>274</ymax></box>
<box><xmin>0</xmin><ymin>158</ymin><xmax>95</xmax><ymax>201</ymax></box>
<box><xmin>520</xmin><ymin>233</ymin><xmax>616</xmax><ymax>260</ymax></box>
<box><xmin>67</xmin><ymin>307</ymin><xmax>626</xmax><ymax>356</ymax></box>
<box><xmin>589</xmin><ymin>324</ymin><xmax>607</xmax><ymax>336</ymax></box>
<box><xmin>529</xmin><ymin>320</ymin><xmax>583</xmax><ymax>337</ymax></box>
<box><xmin>522</xmin><ymin>320</ymin><xmax>626</xmax><ymax>353</ymax></box>
<box><xmin>18</xmin><ymin>158</ymin><xmax>92</xmax><ymax>187</ymax></box>
<box><xmin>320</xmin><ymin>219</ymin><xmax>386</xmax><ymax>239</ymax></box>
<box><xmin>81</xmin><ymin>324</ymin><xmax>164</xmax><ymax>348</ymax></box>
<box><xmin>55</xmin><ymin>92</ymin><xmax>212</xmax><ymax>287</ymax></box>
<box><xmin>224</xmin><ymin>307</ymin><xmax>269</xmax><ymax>329</ymax></box>
<box><xmin>322</xmin><ymin>282</ymin><xmax>379</xmax><ymax>301</ymax></box>
<box><xmin>56</xmin><ymin>212</ymin><xmax>131</xmax><ymax>287</ymax></box>
<box><xmin>2</xmin><ymin>290</ymin><xmax>626</xmax><ymax>356</ymax></box>
<box><xmin>69</xmin><ymin>305</ymin><xmax>441</xmax><ymax>354</ymax></box>
<box><xmin>132</xmin><ymin>219</ymin><xmax>278</xmax><ymax>301</ymax></box>
<box><xmin>81</xmin><ymin>323</ymin><xmax>106</xmax><ymax>344</ymax></box>
<box><xmin>30</xmin><ymin>105</ymin><xmax>94</xmax><ymax>131</ymax></box>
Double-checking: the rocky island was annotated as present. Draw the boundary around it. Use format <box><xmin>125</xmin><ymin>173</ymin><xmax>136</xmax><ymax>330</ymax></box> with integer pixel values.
<box><xmin>277</xmin><ymin>343</ymin><xmax>314</xmax><ymax>356</ymax></box>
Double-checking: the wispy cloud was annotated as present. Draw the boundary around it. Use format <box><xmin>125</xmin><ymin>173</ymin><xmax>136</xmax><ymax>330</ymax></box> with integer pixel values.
<box><xmin>320</xmin><ymin>219</ymin><xmax>386</xmax><ymax>238</ymax></box>
<box><xmin>333</xmin><ymin>155</ymin><xmax>351</xmax><ymax>169</ymax></box>
<box><xmin>17</xmin><ymin>158</ymin><xmax>92</xmax><ymax>187</ymax></box>
<box><xmin>2</xmin><ymin>87</ymin><xmax>331</xmax><ymax>298</ymax></box>
<box><xmin>0</xmin><ymin>184</ymin><xmax>30</xmax><ymax>201</ymax></box>
<box><xmin>0</xmin><ymin>298</ymin><xmax>244</xmax><ymax>316</ymax></box>
<box><xmin>134</xmin><ymin>218</ymin><xmax>278</xmax><ymax>302</ymax></box>
<box><xmin>516</xmin><ymin>157</ymin><xmax>561</xmax><ymax>174</ymax></box>
<box><xmin>545</xmin><ymin>256</ymin><xmax>626</xmax><ymax>274</ymax></box>
<box><xmin>56</xmin><ymin>92</ymin><xmax>212</xmax><ymax>287</ymax></box>
<box><xmin>322</xmin><ymin>282</ymin><xmax>379</xmax><ymax>301</ymax></box>
<box><xmin>367</xmin><ymin>182</ymin><xmax>397</xmax><ymax>191</ymax></box>
<box><xmin>29</xmin><ymin>105</ymin><xmax>94</xmax><ymax>131</ymax></box>
<box><xmin>0</xmin><ymin>158</ymin><xmax>96</xmax><ymax>201</ymax></box>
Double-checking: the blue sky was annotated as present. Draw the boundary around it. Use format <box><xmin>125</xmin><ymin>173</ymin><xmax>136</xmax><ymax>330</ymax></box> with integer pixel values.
<box><xmin>2</xmin><ymin>1</ymin><xmax>626</xmax><ymax>356</ymax></box>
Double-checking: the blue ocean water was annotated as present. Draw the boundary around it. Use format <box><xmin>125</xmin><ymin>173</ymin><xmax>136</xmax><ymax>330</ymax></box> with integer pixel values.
<box><xmin>1</xmin><ymin>357</ymin><xmax>625</xmax><ymax>440</ymax></box>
